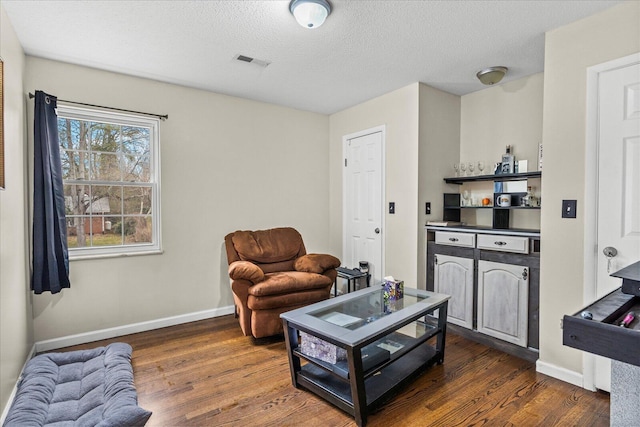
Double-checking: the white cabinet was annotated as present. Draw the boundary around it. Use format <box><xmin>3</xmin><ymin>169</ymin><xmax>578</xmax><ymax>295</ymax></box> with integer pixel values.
<box><xmin>427</xmin><ymin>227</ymin><xmax>539</xmax><ymax>355</ymax></box>
<box><xmin>434</xmin><ymin>254</ymin><xmax>474</xmax><ymax>329</ymax></box>
<box><xmin>477</xmin><ymin>260</ymin><xmax>529</xmax><ymax>347</ymax></box>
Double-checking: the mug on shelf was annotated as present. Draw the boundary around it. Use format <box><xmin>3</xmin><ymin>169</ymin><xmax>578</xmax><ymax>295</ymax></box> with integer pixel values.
<box><xmin>498</xmin><ymin>194</ymin><xmax>511</xmax><ymax>207</ymax></box>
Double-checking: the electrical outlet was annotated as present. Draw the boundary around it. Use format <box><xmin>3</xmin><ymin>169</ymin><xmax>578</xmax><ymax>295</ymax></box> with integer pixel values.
<box><xmin>389</xmin><ymin>202</ymin><xmax>395</xmax><ymax>214</ymax></box>
<box><xmin>562</xmin><ymin>200</ymin><xmax>577</xmax><ymax>218</ymax></box>
<box><xmin>426</xmin><ymin>202</ymin><xmax>431</xmax><ymax>215</ymax></box>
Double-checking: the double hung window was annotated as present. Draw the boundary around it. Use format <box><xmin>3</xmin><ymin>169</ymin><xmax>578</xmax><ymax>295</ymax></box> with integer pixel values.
<box><xmin>57</xmin><ymin>105</ymin><xmax>161</xmax><ymax>258</ymax></box>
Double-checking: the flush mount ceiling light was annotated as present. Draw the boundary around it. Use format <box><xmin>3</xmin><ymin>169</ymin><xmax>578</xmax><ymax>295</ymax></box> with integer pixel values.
<box><xmin>289</xmin><ymin>0</ymin><xmax>331</xmax><ymax>29</ymax></box>
<box><xmin>476</xmin><ymin>66</ymin><xmax>508</xmax><ymax>85</ymax></box>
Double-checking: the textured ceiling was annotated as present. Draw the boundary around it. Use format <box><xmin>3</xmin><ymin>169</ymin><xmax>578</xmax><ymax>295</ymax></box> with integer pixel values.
<box><xmin>2</xmin><ymin>0</ymin><xmax>623</xmax><ymax>114</ymax></box>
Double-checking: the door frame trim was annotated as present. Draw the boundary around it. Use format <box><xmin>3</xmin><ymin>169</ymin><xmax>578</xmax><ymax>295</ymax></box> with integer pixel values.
<box><xmin>342</xmin><ymin>125</ymin><xmax>386</xmax><ymax>280</ymax></box>
<box><xmin>583</xmin><ymin>51</ymin><xmax>640</xmax><ymax>391</ymax></box>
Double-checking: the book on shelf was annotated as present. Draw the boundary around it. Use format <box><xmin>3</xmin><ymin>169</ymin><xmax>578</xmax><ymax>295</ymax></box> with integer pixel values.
<box><xmin>426</xmin><ymin>220</ymin><xmax>463</xmax><ymax>227</ymax></box>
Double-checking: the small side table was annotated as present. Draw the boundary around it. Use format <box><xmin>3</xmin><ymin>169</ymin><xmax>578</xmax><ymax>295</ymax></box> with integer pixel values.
<box><xmin>335</xmin><ymin>267</ymin><xmax>371</xmax><ymax>296</ymax></box>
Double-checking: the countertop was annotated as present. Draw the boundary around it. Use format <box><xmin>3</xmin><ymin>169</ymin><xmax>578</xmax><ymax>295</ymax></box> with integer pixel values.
<box><xmin>425</xmin><ymin>225</ymin><xmax>540</xmax><ymax>238</ymax></box>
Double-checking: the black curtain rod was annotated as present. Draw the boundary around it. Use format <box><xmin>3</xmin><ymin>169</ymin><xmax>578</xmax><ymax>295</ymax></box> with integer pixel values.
<box><xmin>28</xmin><ymin>92</ymin><xmax>168</xmax><ymax>121</ymax></box>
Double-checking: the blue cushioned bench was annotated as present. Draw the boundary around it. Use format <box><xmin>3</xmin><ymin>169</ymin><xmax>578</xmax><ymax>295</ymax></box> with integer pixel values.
<box><xmin>3</xmin><ymin>343</ymin><xmax>151</xmax><ymax>427</ymax></box>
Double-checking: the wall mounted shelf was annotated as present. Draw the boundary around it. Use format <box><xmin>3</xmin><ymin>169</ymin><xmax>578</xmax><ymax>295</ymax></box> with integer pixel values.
<box><xmin>441</xmin><ymin>171</ymin><xmax>542</xmax><ymax>229</ymax></box>
<box><xmin>492</xmin><ymin>206</ymin><xmax>541</xmax><ymax>210</ymax></box>
<box><xmin>444</xmin><ymin>171</ymin><xmax>541</xmax><ymax>184</ymax></box>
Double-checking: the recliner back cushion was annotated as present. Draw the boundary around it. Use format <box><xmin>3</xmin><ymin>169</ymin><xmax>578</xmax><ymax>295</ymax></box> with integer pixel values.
<box><xmin>232</xmin><ymin>228</ymin><xmax>305</xmax><ymax>264</ymax></box>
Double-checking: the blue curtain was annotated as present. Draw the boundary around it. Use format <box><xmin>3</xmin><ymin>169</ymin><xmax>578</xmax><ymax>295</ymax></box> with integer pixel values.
<box><xmin>31</xmin><ymin>90</ymin><xmax>71</xmax><ymax>294</ymax></box>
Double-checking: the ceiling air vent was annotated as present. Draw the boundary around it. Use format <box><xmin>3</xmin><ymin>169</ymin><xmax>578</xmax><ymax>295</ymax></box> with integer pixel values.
<box><xmin>236</xmin><ymin>55</ymin><xmax>253</xmax><ymax>63</ymax></box>
<box><xmin>234</xmin><ymin>54</ymin><xmax>271</xmax><ymax>68</ymax></box>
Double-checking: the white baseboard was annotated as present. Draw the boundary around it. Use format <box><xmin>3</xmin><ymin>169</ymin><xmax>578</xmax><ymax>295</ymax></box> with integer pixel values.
<box><xmin>0</xmin><ymin>344</ymin><xmax>37</xmax><ymax>425</ymax></box>
<box><xmin>536</xmin><ymin>359</ymin><xmax>584</xmax><ymax>388</ymax></box>
<box><xmin>35</xmin><ymin>305</ymin><xmax>235</xmax><ymax>353</ymax></box>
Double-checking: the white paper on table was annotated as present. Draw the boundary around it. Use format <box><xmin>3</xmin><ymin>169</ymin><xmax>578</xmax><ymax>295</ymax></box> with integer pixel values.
<box><xmin>321</xmin><ymin>312</ymin><xmax>362</xmax><ymax>327</ymax></box>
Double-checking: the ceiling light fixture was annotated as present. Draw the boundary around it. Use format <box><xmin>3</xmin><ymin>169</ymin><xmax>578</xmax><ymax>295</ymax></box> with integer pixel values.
<box><xmin>476</xmin><ymin>66</ymin><xmax>508</xmax><ymax>85</ymax></box>
<box><xmin>289</xmin><ymin>0</ymin><xmax>331</xmax><ymax>29</ymax></box>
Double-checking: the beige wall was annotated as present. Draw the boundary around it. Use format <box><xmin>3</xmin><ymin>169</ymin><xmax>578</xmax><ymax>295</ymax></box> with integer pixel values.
<box><xmin>25</xmin><ymin>57</ymin><xmax>331</xmax><ymax>341</ymax></box>
<box><xmin>540</xmin><ymin>1</ymin><xmax>640</xmax><ymax>375</ymax></box>
<box><xmin>418</xmin><ymin>84</ymin><xmax>461</xmax><ymax>288</ymax></box>
<box><xmin>0</xmin><ymin>6</ymin><xmax>32</xmax><ymax>414</ymax></box>
<box><xmin>461</xmin><ymin>73</ymin><xmax>543</xmax><ymax>167</ymax></box>
<box><xmin>459</xmin><ymin>73</ymin><xmax>544</xmax><ymax>229</ymax></box>
<box><xmin>328</xmin><ymin>83</ymin><xmax>460</xmax><ymax>290</ymax></box>
<box><xmin>329</xmin><ymin>83</ymin><xmax>420</xmax><ymax>286</ymax></box>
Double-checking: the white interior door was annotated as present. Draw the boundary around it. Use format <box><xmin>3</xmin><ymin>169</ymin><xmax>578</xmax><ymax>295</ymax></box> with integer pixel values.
<box><xmin>343</xmin><ymin>128</ymin><xmax>384</xmax><ymax>282</ymax></box>
<box><xmin>593</xmin><ymin>60</ymin><xmax>640</xmax><ymax>391</ymax></box>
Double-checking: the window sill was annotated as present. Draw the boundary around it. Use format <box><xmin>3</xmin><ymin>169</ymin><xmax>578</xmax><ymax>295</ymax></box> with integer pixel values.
<box><xmin>69</xmin><ymin>249</ymin><xmax>164</xmax><ymax>261</ymax></box>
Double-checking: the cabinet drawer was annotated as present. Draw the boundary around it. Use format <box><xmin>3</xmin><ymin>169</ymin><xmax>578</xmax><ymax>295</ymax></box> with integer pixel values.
<box><xmin>477</xmin><ymin>234</ymin><xmax>529</xmax><ymax>254</ymax></box>
<box><xmin>435</xmin><ymin>231</ymin><xmax>475</xmax><ymax>248</ymax></box>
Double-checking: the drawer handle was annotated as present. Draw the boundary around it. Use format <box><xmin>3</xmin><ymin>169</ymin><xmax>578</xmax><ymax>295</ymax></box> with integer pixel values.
<box><xmin>448</xmin><ymin>237</ymin><xmax>459</xmax><ymax>242</ymax></box>
<box><xmin>494</xmin><ymin>241</ymin><xmax>507</xmax><ymax>246</ymax></box>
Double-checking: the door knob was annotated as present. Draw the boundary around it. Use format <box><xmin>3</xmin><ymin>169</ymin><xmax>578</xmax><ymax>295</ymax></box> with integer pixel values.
<box><xmin>603</xmin><ymin>246</ymin><xmax>618</xmax><ymax>273</ymax></box>
<box><xmin>374</xmin><ymin>228</ymin><xmax>380</xmax><ymax>234</ymax></box>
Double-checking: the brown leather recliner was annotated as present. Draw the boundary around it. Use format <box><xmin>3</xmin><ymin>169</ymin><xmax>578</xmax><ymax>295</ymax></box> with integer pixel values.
<box><xmin>224</xmin><ymin>227</ymin><xmax>340</xmax><ymax>338</ymax></box>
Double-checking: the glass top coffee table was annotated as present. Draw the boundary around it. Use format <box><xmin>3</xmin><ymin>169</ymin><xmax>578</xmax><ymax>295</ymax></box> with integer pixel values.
<box><xmin>280</xmin><ymin>284</ymin><xmax>450</xmax><ymax>426</ymax></box>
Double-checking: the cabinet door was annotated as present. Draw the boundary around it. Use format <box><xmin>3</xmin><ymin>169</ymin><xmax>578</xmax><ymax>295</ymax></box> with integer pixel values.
<box><xmin>434</xmin><ymin>254</ymin><xmax>474</xmax><ymax>329</ymax></box>
<box><xmin>477</xmin><ymin>260</ymin><xmax>528</xmax><ymax>347</ymax></box>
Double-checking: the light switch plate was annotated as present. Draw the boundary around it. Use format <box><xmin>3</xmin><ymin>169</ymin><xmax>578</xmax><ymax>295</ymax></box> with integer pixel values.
<box><xmin>389</xmin><ymin>202</ymin><xmax>395</xmax><ymax>214</ymax></box>
<box><xmin>562</xmin><ymin>200</ymin><xmax>577</xmax><ymax>218</ymax></box>
<box><xmin>426</xmin><ymin>202</ymin><xmax>431</xmax><ymax>215</ymax></box>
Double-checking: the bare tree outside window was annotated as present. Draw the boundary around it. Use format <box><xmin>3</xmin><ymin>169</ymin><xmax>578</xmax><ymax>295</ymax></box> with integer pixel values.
<box><xmin>57</xmin><ymin>106</ymin><xmax>160</xmax><ymax>257</ymax></box>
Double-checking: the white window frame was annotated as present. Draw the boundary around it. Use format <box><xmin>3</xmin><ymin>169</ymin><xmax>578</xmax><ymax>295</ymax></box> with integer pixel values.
<box><xmin>57</xmin><ymin>104</ymin><xmax>162</xmax><ymax>259</ymax></box>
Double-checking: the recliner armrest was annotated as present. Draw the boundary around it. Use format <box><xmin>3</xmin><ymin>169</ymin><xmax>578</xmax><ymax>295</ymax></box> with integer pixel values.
<box><xmin>294</xmin><ymin>254</ymin><xmax>340</xmax><ymax>274</ymax></box>
<box><xmin>229</xmin><ymin>261</ymin><xmax>264</xmax><ymax>283</ymax></box>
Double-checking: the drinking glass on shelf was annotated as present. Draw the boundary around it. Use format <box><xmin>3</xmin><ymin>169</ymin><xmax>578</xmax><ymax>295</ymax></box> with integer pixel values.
<box><xmin>459</xmin><ymin>162</ymin><xmax>467</xmax><ymax>176</ymax></box>
<box><xmin>468</xmin><ymin>162</ymin><xmax>475</xmax><ymax>176</ymax></box>
<box><xmin>453</xmin><ymin>163</ymin><xmax>460</xmax><ymax>177</ymax></box>
<box><xmin>462</xmin><ymin>190</ymin><xmax>470</xmax><ymax>206</ymax></box>
<box><xmin>478</xmin><ymin>161</ymin><xmax>485</xmax><ymax>175</ymax></box>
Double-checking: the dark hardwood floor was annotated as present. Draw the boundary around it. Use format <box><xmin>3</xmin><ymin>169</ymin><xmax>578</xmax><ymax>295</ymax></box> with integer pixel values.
<box><xmin>57</xmin><ymin>315</ymin><xmax>609</xmax><ymax>426</ymax></box>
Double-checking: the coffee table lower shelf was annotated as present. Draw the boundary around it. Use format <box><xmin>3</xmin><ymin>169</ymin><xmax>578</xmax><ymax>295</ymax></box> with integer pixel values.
<box><xmin>296</xmin><ymin>344</ymin><xmax>438</xmax><ymax>417</ymax></box>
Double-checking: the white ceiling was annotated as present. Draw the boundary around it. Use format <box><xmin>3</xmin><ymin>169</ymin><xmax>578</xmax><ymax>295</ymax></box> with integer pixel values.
<box><xmin>2</xmin><ymin>0</ymin><xmax>623</xmax><ymax>115</ymax></box>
